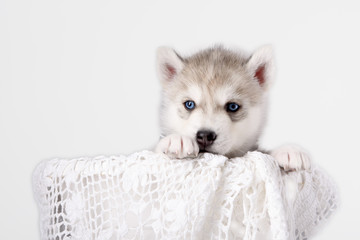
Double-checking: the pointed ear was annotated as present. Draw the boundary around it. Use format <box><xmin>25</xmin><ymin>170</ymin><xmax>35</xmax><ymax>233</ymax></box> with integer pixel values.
<box><xmin>246</xmin><ymin>45</ymin><xmax>275</xmax><ymax>90</ymax></box>
<box><xmin>156</xmin><ymin>46</ymin><xmax>184</xmax><ymax>85</ymax></box>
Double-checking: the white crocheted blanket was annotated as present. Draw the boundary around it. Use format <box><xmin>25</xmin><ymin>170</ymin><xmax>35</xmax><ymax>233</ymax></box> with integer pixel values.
<box><xmin>32</xmin><ymin>151</ymin><xmax>337</xmax><ymax>240</ymax></box>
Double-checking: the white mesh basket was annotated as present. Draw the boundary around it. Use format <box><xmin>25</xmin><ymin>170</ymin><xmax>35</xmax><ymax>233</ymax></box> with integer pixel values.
<box><xmin>32</xmin><ymin>151</ymin><xmax>337</xmax><ymax>240</ymax></box>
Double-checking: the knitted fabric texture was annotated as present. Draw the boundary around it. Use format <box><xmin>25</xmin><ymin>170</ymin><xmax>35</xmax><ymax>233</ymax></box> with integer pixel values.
<box><xmin>32</xmin><ymin>151</ymin><xmax>337</xmax><ymax>240</ymax></box>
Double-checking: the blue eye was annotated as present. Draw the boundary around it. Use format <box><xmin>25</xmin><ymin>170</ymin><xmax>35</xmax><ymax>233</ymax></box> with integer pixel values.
<box><xmin>226</xmin><ymin>102</ymin><xmax>241</xmax><ymax>112</ymax></box>
<box><xmin>184</xmin><ymin>100</ymin><xmax>195</xmax><ymax>110</ymax></box>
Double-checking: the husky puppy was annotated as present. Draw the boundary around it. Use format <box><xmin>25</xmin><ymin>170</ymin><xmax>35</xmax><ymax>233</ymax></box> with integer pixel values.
<box><xmin>155</xmin><ymin>45</ymin><xmax>310</xmax><ymax>171</ymax></box>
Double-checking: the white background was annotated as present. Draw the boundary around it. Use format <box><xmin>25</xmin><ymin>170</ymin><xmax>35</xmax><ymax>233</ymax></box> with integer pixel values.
<box><xmin>1</xmin><ymin>0</ymin><xmax>359</xmax><ymax>239</ymax></box>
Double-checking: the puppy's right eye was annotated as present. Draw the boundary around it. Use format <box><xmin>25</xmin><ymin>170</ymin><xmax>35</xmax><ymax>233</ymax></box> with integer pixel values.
<box><xmin>184</xmin><ymin>100</ymin><xmax>195</xmax><ymax>110</ymax></box>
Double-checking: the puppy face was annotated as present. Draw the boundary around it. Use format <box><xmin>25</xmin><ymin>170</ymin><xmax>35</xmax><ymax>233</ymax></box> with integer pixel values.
<box><xmin>157</xmin><ymin>46</ymin><xmax>274</xmax><ymax>157</ymax></box>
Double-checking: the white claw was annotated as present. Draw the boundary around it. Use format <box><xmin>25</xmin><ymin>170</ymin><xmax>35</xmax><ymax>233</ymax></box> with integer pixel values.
<box><xmin>271</xmin><ymin>144</ymin><xmax>312</xmax><ymax>171</ymax></box>
<box><xmin>155</xmin><ymin>134</ymin><xmax>199</xmax><ymax>159</ymax></box>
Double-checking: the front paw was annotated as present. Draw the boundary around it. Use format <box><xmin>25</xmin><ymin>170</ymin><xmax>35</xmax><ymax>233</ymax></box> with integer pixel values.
<box><xmin>155</xmin><ymin>134</ymin><xmax>199</xmax><ymax>159</ymax></box>
<box><xmin>270</xmin><ymin>144</ymin><xmax>311</xmax><ymax>171</ymax></box>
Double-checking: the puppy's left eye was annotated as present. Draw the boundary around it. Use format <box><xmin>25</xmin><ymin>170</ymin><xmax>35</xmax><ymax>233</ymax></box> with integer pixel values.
<box><xmin>226</xmin><ymin>102</ymin><xmax>241</xmax><ymax>112</ymax></box>
<box><xmin>184</xmin><ymin>100</ymin><xmax>196</xmax><ymax>110</ymax></box>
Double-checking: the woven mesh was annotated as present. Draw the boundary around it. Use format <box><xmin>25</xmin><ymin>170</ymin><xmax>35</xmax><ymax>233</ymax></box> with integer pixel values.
<box><xmin>32</xmin><ymin>151</ymin><xmax>337</xmax><ymax>240</ymax></box>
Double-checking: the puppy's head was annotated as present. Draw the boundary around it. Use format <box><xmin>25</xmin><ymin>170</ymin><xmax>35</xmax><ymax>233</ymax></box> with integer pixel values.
<box><xmin>156</xmin><ymin>45</ymin><xmax>275</xmax><ymax>157</ymax></box>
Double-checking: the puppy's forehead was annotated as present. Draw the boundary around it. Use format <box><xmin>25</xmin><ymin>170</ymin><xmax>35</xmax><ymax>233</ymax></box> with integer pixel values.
<box><xmin>182</xmin><ymin>83</ymin><xmax>242</xmax><ymax>104</ymax></box>
<box><xmin>181</xmin><ymin>63</ymin><xmax>253</xmax><ymax>91</ymax></box>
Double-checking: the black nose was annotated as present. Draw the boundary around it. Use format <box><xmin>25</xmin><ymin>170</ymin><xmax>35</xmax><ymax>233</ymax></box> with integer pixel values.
<box><xmin>196</xmin><ymin>130</ymin><xmax>217</xmax><ymax>149</ymax></box>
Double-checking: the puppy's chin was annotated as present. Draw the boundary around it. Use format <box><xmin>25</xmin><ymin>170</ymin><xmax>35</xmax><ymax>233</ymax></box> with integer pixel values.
<box><xmin>199</xmin><ymin>146</ymin><xmax>228</xmax><ymax>156</ymax></box>
<box><xmin>199</xmin><ymin>148</ymin><xmax>241</xmax><ymax>158</ymax></box>
<box><xmin>199</xmin><ymin>149</ymin><xmax>216</xmax><ymax>154</ymax></box>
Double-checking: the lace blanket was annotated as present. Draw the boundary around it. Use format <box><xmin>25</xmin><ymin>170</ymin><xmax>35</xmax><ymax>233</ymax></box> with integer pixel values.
<box><xmin>32</xmin><ymin>151</ymin><xmax>337</xmax><ymax>240</ymax></box>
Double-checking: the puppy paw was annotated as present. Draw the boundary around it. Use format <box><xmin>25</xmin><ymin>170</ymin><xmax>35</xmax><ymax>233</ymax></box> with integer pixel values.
<box><xmin>155</xmin><ymin>134</ymin><xmax>199</xmax><ymax>159</ymax></box>
<box><xmin>270</xmin><ymin>144</ymin><xmax>311</xmax><ymax>171</ymax></box>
